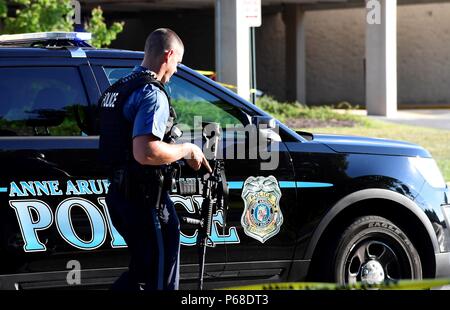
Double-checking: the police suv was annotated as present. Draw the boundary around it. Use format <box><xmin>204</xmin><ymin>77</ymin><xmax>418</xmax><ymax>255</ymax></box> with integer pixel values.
<box><xmin>0</xmin><ymin>32</ymin><xmax>449</xmax><ymax>289</ymax></box>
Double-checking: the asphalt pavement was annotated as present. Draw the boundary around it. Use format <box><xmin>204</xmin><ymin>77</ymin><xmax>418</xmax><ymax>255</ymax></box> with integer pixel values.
<box><xmin>371</xmin><ymin>109</ymin><xmax>450</xmax><ymax>131</ymax></box>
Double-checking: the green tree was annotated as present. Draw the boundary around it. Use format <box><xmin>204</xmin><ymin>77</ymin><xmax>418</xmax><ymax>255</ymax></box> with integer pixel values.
<box><xmin>0</xmin><ymin>0</ymin><xmax>7</xmax><ymax>18</ymax></box>
<box><xmin>85</xmin><ymin>7</ymin><xmax>124</xmax><ymax>48</ymax></box>
<box><xmin>2</xmin><ymin>0</ymin><xmax>72</xmax><ymax>33</ymax></box>
<box><xmin>0</xmin><ymin>0</ymin><xmax>124</xmax><ymax>48</ymax></box>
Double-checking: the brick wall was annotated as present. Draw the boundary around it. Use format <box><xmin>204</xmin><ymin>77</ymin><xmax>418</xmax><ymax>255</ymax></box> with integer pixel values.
<box><xmin>304</xmin><ymin>3</ymin><xmax>450</xmax><ymax>106</ymax></box>
<box><xmin>106</xmin><ymin>3</ymin><xmax>450</xmax><ymax>106</ymax></box>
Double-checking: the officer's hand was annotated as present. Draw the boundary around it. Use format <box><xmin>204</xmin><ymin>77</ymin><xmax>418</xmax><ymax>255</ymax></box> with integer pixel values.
<box><xmin>186</xmin><ymin>143</ymin><xmax>212</xmax><ymax>173</ymax></box>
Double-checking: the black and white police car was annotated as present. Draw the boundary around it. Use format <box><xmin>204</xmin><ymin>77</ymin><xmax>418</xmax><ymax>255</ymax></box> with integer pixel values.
<box><xmin>0</xmin><ymin>32</ymin><xmax>449</xmax><ymax>289</ymax></box>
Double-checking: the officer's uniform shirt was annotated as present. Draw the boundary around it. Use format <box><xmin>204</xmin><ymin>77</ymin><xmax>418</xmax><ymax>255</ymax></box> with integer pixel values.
<box><xmin>123</xmin><ymin>66</ymin><xmax>170</xmax><ymax>140</ymax></box>
<box><xmin>120</xmin><ymin>65</ymin><xmax>175</xmax><ymax>226</ymax></box>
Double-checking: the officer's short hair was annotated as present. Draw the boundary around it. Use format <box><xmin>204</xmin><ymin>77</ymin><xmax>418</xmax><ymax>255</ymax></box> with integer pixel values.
<box><xmin>144</xmin><ymin>28</ymin><xmax>184</xmax><ymax>58</ymax></box>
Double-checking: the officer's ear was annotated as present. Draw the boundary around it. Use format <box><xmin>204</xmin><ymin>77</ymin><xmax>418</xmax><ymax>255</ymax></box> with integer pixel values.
<box><xmin>164</xmin><ymin>49</ymin><xmax>175</xmax><ymax>63</ymax></box>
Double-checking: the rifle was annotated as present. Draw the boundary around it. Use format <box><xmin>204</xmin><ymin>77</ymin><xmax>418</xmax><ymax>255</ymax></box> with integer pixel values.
<box><xmin>181</xmin><ymin>122</ymin><xmax>228</xmax><ymax>290</ymax></box>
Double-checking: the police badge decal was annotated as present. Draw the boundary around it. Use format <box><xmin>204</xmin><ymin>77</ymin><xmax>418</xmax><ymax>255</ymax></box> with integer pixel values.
<box><xmin>240</xmin><ymin>176</ymin><xmax>283</xmax><ymax>243</ymax></box>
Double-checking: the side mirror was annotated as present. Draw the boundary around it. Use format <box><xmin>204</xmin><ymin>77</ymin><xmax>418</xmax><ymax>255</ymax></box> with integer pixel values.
<box><xmin>252</xmin><ymin>116</ymin><xmax>282</xmax><ymax>143</ymax></box>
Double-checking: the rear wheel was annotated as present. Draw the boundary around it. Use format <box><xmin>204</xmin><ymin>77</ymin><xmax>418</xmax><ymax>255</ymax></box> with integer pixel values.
<box><xmin>332</xmin><ymin>216</ymin><xmax>422</xmax><ymax>285</ymax></box>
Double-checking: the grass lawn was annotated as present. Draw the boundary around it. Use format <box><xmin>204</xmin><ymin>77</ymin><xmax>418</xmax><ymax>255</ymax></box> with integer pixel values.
<box><xmin>296</xmin><ymin>120</ymin><xmax>450</xmax><ymax>182</ymax></box>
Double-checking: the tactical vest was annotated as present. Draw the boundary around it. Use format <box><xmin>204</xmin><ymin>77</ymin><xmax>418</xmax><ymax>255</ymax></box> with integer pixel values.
<box><xmin>98</xmin><ymin>70</ymin><xmax>176</xmax><ymax>169</ymax></box>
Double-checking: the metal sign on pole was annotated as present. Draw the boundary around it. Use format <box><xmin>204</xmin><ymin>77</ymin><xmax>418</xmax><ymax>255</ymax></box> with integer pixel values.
<box><xmin>243</xmin><ymin>0</ymin><xmax>262</xmax><ymax>28</ymax></box>
<box><xmin>243</xmin><ymin>0</ymin><xmax>261</xmax><ymax>104</ymax></box>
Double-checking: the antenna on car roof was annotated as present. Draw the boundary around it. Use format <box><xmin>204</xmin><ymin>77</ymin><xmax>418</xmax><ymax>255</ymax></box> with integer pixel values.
<box><xmin>0</xmin><ymin>32</ymin><xmax>92</xmax><ymax>47</ymax></box>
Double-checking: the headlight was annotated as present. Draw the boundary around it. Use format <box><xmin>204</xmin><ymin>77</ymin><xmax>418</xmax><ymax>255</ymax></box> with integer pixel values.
<box><xmin>410</xmin><ymin>157</ymin><xmax>446</xmax><ymax>189</ymax></box>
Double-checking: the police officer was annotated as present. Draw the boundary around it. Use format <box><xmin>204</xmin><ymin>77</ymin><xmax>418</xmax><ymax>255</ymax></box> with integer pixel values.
<box><xmin>99</xmin><ymin>28</ymin><xmax>211</xmax><ymax>290</ymax></box>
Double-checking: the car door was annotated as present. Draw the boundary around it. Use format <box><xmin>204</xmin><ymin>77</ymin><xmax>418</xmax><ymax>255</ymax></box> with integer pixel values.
<box><xmin>0</xmin><ymin>57</ymin><xmax>125</xmax><ymax>288</ymax></box>
<box><xmin>91</xmin><ymin>62</ymin><xmax>298</xmax><ymax>287</ymax></box>
<box><xmin>172</xmin><ymin>70</ymin><xmax>299</xmax><ymax>287</ymax></box>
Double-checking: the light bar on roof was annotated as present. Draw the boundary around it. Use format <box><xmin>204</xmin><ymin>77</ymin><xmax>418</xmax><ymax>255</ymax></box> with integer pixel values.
<box><xmin>0</xmin><ymin>32</ymin><xmax>92</xmax><ymax>44</ymax></box>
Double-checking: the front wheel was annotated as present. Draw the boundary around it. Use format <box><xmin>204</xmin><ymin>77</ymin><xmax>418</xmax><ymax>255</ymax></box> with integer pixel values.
<box><xmin>333</xmin><ymin>216</ymin><xmax>422</xmax><ymax>285</ymax></box>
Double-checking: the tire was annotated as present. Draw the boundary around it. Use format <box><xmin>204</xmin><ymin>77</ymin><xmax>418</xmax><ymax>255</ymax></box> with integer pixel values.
<box><xmin>332</xmin><ymin>216</ymin><xmax>422</xmax><ymax>285</ymax></box>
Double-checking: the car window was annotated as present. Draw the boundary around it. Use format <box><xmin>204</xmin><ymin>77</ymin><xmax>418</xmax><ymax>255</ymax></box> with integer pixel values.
<box><xmin>167</xmin><ymin>76</ymin><xmax>245</xmax><ymax>131</ymax></box>
<box><xmin>104</xmin><ymin>67</ymin><xmax>133</xmax><ymax>84</ymax></box>
<box><xmin>0</xmin><ymin>67</ymin><xmax>89</xmax><ymax>136</ymax></box>
<box><xmin>104</xmin><ymin>67</ymin><xmax>247</xmax><ymax>134</ymax></box>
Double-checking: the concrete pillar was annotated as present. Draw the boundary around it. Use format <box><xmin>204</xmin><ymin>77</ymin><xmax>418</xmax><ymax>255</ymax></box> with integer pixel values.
<box><xmin>365</xmin><ymin>0</ymin><xmax>397</xmax><ymax>117</ymax></box>
<box><xmin>215</xmin><ymin>0</ymin><xmax>251</xmax><ymax>101</ymax></box>
<box><xmin>283</xmin><ymin>4</ymin><xmax>306</xmax><ymax>104</ymax></box>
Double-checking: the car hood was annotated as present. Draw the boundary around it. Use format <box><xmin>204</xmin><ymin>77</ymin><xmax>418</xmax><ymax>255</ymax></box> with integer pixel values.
<box><xmin>312</xmin><ymin>134</ymin><xmax>431</xmax><ymax>158</ymax></box>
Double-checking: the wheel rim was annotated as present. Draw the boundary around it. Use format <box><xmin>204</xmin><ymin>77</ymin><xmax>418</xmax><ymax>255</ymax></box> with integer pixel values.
<box><xmin>341</xmin><ymin>235</ymin><xmax>415</xmax><ymax>285</ymax></box>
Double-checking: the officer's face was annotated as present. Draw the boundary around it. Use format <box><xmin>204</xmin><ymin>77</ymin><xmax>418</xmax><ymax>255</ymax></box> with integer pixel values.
<box><xmin>162</xmin><ymin>45</ymin><xmax>184</xmax><ymax>84</ymax></box>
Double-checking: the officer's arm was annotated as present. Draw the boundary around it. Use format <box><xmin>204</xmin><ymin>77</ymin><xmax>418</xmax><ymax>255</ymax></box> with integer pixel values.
<box><xmin>133</xmin><ymin>134</ymin><xmax>191</xmax><ymax>166</ymax></box>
